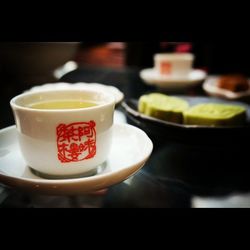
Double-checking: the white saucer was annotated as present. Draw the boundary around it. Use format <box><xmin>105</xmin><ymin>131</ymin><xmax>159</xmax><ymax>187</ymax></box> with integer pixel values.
<box><xmin>203</xmin><ymin>76</ymin><xmax>250</xmax><ymax>100</ymax></box>
<box><xmin>0</xmin><ymin>124</ymin><xmax>153</xmax><ymax>195</ymax></box>
<box><xmin>140</xmin><ymin>68</ymin><xmax>207</xmax><ymax>90</ymax></box>
<box><xmin>26</xmin><ymin>82</ymin><xmax>124</xmax><ymax>105</ymax></box>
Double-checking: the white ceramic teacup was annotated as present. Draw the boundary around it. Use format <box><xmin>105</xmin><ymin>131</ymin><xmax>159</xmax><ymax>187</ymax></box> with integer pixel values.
<box><xmin>154</xmin><ymin>53</ymin><xmax>194</xmax><ymax>77</ymax></box>
<box><xmin>10</xmin><ymin>89</ymin><xmax>115</xmax><ymax>178</ymax></box>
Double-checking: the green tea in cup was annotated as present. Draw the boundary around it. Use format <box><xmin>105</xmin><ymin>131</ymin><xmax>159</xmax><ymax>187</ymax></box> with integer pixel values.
<box><xmin>29</xmin><ymin>100</ymin><xmax>98</xmax><ymax>109</ymax></box>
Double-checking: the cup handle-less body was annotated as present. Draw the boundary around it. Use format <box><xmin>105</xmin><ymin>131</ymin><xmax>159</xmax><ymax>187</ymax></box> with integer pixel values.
<box><xmin>10</xmin><ymin>90</ymin><xmax>115</xmax><ymax>178</ymax></box>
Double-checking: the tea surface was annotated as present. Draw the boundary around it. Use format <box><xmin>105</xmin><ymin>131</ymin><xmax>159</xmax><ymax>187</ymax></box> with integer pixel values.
<box><xmin>29</xmin><ymin>100</ymin><xmax>98</xmax><ymax>109</ymax></box>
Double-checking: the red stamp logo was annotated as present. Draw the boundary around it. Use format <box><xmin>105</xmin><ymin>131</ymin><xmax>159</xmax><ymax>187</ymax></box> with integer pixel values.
<box><xmin>56</xmin><ymin>121</ymin><xmax>96</xmax><ymax>163</ymax></box>
<box><xmin>160</xmin><ymin>62</ymin><xmax>172</xmax><ymax>74</ymax></box>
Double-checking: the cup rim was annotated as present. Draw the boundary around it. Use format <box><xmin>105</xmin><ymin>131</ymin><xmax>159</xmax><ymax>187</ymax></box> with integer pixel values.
<box><xmin>154</xmin><ymin>53</ymin><xmax>194</xmax><ymax>61</ymax></box>
<box><xmin>10</xmin><ymin>89</ymin><xmax>115</xmax><ymax>112</ymax></box>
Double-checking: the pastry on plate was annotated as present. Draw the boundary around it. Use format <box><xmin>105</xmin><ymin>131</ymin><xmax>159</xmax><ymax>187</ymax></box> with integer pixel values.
<box><xmin>184</xmin><ymin>103</ymin><xmax>246</xmax><ymax>126</ymax></box>
<box><xmin>138</xmin><ymin>93</ymin><xmax>189</xmax><ymax>123</ymax></box>
<box><xmin>217</xmin><ymin>74</ymin><xmax>249</xmax><ymax>92</ymax></box>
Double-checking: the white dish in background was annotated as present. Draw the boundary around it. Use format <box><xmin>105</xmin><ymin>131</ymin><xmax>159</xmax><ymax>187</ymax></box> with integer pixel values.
<box><xmin>26</xmin><ymin>82</ymin><xmax>124</xmax><ymax>105</ymax></box>
<box><xmin>140</xmin><ymin>68</ymin><xmax>207</xmax><ymax>90</ymax></box>
<box><xmin>203</xmin><ymin>76</ymin><xmax>250</xmax><ymax>100</ymax></box>
<box><xmin>0</xmin><ymin>124</ymin><xmax>153</xmax><ymax>195</ymax></box>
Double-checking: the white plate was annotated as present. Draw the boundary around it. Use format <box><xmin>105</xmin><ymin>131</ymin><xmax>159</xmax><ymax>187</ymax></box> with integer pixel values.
<box><xmin>0</xmin><ymin>124</ymin><xmax>153</xmax><ymax>195</ymax></box>
<box><xmin>203</xmin><ymin>76</ymin><xmax>250</xmax><ymax>100</ymax></box>
<box><xmin>26</xmin><ymin>82</ymin><xmax>124</xmax><ymax>105</ymax></box>
<box><xmin>140</xmin><ymin>68</ymin><xmax>207</xmax><ymax>90</ymax></box>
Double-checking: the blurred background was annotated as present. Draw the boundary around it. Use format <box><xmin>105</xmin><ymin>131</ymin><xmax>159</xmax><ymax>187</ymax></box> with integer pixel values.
<box><xmin>1</xmin><ymin>42</ymin><xmax>250</xmax><ymax>208</ymax></box>
<box><xmin>2</xmin><ymin>42</ymin><xmax>250</xmax><ymax>80</ymax></box>
<box><xmin>1</xmin><ymin>41</ymin><xmax>250</xmax><ymax>129</ymax></box>
<box><xmin>0</xmin><ymin>41</ymin><xmax>250</xmax><ymax>128</ymax></box>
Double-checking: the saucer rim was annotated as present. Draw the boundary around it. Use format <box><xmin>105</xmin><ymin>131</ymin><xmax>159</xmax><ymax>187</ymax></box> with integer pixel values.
<box><xmin>0</xmin><ymin>124</ymin><xmax>153</xmax><ymax>185</ymax></box>
<box><xmin>140</xmin><ymin>68</ymin><xmax>207</xmax><ymax>86</ymax></box>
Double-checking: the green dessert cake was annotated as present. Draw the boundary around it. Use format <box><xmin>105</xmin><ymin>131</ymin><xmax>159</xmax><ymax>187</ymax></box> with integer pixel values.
<box><xmin>138</xmin><ymin>93</ymin><xmax>189</xmax><ymax>123</ymax></box>
<box><xmin>183</xmin><ymin>103</ymin><xmax>246</xmax><ymax>126</ymax></box>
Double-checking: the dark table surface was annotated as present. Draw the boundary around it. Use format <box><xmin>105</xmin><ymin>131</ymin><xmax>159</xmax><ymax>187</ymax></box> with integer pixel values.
<box><xmin>1</xmin><ymin>66</ymin><xmax>250</xmax><ymax>208</ymax></box>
